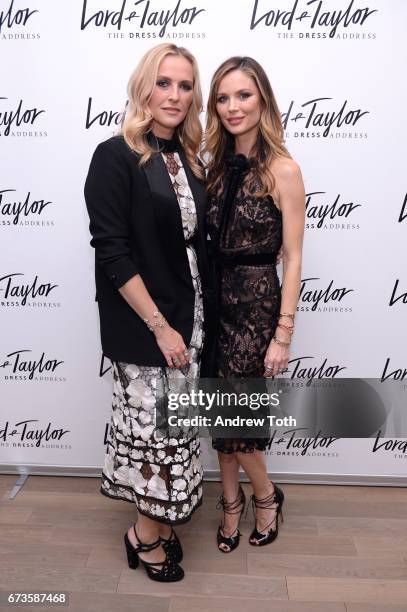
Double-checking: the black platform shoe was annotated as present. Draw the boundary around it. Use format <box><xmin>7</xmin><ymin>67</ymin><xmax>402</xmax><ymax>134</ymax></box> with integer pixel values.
<box><xmin>248</xmin><ymin>483</ymin><xmax>284</xmax><ymax>547</ymax></box>
<box><xmin>216</xmin><ymin>486</ymin><xmax>246</xmax><ymax>553</ymax></box>
<box><xmin>124</xmin><ymin>525</ymin><xmax>184</xmax><ymax>582</ymax></box>
<box><xmin>161</xmin><ymin>527</ymin><xmax>183</xmax><ymax>563</ymax></box>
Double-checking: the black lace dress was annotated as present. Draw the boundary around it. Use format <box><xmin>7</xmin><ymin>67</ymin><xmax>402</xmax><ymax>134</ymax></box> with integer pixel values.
<box><xmin>206</xmin><ymin>154</ymin><xmax>283</xmax><ymax>453</ymax></box>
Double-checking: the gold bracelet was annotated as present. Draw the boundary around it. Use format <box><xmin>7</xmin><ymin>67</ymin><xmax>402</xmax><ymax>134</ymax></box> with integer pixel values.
<box><xmin>143</xmin><ymin>310</ymin><xmax>167</xmax><ymax>333</ymax></box>
<box><xmin>277</xmin><ymin>323</ymin><xmax>294</xmax><ymax>334</ymax></box>
<box><xmin>279</xmin><ymin>312</ymin><xmax>295</xmax><ymax>321</ymax></box>
<box><xmin>272</xmin><ymin>336</ymin><xmax>291</xmax><ymax>348</ymax></box>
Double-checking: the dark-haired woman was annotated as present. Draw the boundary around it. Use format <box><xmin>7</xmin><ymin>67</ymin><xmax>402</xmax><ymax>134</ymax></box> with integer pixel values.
<box><xmin>204</xmin><ymin>57</ymin><xmax>305</xmax><ymax>553</ymax></box>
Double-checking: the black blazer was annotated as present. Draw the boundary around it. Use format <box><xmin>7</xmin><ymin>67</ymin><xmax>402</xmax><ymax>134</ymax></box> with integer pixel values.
<box><xmin>84</xmin><ymin>134</ymin><xmax>214</xmax><ymax>367</ymax></box>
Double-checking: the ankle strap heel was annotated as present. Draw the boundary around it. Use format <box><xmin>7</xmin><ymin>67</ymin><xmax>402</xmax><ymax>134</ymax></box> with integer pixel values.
<box><xmin>248</xmin><ymin>483</ymin><xmax>284</xmax><ymax>547</ymax></box>
<box><xmin>216</xmin><ymin>485</ymin><xmax>246</xmax><ymax>554</ymax></box>
<box><xmin>161</xmin><ymin>527</ymin><xmax>183</xmax><ymax>563</ymax></box>
<box><xmin>124</xmin><ymin>525</ymin><xmax>184</xmax><ymax>582</ymax></box>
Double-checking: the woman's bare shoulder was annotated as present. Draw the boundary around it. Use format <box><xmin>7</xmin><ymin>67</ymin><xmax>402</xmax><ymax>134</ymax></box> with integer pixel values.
<box><xmin>270</xmin><ymin>155</ymin><xmax>302</xmax><ymax>181</ymax></box>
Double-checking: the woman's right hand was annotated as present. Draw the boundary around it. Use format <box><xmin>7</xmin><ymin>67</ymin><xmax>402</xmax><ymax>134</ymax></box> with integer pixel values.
<box><xmin>154</xmin><ymin>325</ymin><xmax>190</xmax><ymax>368</ymax></box>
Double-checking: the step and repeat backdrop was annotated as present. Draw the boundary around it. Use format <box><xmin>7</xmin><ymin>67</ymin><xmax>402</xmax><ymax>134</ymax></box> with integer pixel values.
<box><xmin>1</xmin><ymin>0</ymin><xmax>406</xmax><ymax>483</ymax></box>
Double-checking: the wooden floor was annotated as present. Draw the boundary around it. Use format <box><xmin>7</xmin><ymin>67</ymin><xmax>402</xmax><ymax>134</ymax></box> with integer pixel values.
<box><xmin>0</xmin><ymin>475</ymin><xmax>406</xmax><ymax>612</ymax></box>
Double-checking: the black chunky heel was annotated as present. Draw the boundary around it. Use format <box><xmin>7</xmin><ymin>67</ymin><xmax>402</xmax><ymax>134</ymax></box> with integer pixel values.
<box><xmin>124</xmin><ymin>532</ymin><xmax>139</xmax><ymax>569</ymax></box>
<box><xmin>216</xmin><ymin>485</ymin><xmax>246</xmax><ymax>553</ymax></box>
<box><xmin>248</xmin><ymin>482</ymin><xmax>284</xmax><ymax>547</ymax></box>
<box><xmin>124</xmin><ymin>525</ymin><xmax>184</xmax><ymax>582</ymax></box>
<box><xmin>161</xmin><ymin>527</ymin><xmax>183</xmax><ymax>563</ymax></box>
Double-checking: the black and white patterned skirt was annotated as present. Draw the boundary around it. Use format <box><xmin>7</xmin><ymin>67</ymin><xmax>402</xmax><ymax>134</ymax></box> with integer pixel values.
<box><xmin>100</xmin><ymin>246</ymin><xmax>204</xmax><ymax>524</ymax></box>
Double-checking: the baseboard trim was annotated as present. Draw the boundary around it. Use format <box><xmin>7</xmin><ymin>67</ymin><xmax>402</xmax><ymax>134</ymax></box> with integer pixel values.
<box><xmin>1</xmin><ymin>464</ymin><xmax>406</xmax><ymax>487</ymax></box>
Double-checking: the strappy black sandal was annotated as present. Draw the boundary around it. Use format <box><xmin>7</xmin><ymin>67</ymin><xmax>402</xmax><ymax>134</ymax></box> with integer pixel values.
<box><xmin>248</xmin><ymin>483</ymin><xmax>284</xmax><ymax>547</ymax></box>
<box><xmin>124</xmin><ymin>525</ymin><xmax>184</xmax><ymax>582</ymax></box>
<box><xmin>161</xmin><ymin>527</ymin><xmax>183</xmax><ymax>563</ymax></box>
<box><xmin>216</xmin><ymin>486</ymin><xmax>246</xmax><ymax>553</ymax></box>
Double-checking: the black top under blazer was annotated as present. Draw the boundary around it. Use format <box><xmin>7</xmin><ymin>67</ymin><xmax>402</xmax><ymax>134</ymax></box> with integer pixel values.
<box><xmin>84</xmin><ymin>134</ymin><xmax>214</xmax><ymax>368</ymax></box>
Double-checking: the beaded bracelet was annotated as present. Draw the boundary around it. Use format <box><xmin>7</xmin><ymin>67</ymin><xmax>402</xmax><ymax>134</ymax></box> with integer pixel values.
<box><xmin>143</xmin><ymin>310</ymin><xmax>167</xmax><ymax>333</ymax></box>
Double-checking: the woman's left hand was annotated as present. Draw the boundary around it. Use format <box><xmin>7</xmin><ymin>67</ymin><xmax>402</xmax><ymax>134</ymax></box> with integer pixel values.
<box><xmin>264</xmin><ymin>334</ymin><xmax>290</xmax><ymax>377</ymax></box>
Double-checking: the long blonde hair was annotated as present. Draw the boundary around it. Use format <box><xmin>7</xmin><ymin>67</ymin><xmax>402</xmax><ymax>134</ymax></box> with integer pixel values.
<box><xmin>121</xmin><ymin>43</ymin><xmax>204</xmax><ymax>179</ymax></box>
<box><xmin>204</xmin><ymin>56</ymin><xmax>290</xmax><ymax>196</ymax></box>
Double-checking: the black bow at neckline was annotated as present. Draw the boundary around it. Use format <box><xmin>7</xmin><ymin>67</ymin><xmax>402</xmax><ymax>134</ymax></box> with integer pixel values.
<box><xmin>224</xmin><ymin>153</ymin><xmax>254</xmax><ymax>174</ymax></box>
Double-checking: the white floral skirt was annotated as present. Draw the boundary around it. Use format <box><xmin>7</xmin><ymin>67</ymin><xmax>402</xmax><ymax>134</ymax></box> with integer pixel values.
<box><xmin>100</xmin><ymin>247</ymin><xmax>204</xmax><ymax>524</ymax></box>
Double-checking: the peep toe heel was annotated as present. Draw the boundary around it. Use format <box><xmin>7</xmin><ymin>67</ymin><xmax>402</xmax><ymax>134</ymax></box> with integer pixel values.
<box><xmin>216</xmin><ymin>485</ymin><xmax>246</xmax><ymax>553</ymax></box>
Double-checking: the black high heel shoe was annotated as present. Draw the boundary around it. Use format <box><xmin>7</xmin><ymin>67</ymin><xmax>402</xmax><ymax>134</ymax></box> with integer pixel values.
<box><xmin>124</xmin><ymin>525</ymin><xmax>184</xmax><ymax>582</ymax></box>
<box><xmin>216</xmin><ymin>486</ymin><xmax>246</xmax><ymax>553</ymax></box>
<box><xmin>248</xmin><ymin>483</ymin><xmax>284</xmax><ymax>547</ymax></box>
<box><xmin>161</xmin><ymin>527</ymin><xmax>183</xmax><ymax>563</ymax></box>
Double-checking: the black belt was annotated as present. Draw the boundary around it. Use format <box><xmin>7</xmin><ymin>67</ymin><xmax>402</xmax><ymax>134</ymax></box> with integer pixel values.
<box><xmin>214</xmin><ymin>252</ymin><xmax>277</xmax><ymax>267</ymax></box>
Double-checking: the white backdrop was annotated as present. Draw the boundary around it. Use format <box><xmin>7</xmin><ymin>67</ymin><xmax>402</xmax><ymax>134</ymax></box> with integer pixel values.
<box><xmin>1</xmin><ymin>0</ymin><xmax>406</xmax><ymax>484</ymax></box>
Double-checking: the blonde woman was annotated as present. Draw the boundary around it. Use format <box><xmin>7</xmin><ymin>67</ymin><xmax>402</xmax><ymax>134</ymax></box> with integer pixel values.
<box><xmin>85</xmin><ymin>44</ymin><xmax>211</xmax><ymax>582</ymax></box>
<box><xmin>204</xmin><ymin>57</ymin><xmax>305</xmax><ymax>552</ymax></box>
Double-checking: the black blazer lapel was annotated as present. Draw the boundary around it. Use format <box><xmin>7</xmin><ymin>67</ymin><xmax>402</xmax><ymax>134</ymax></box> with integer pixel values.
<box><xmin>142</xmin><ymin>152</ymin><xmax>192</xmax><ymax>289</ymax></box>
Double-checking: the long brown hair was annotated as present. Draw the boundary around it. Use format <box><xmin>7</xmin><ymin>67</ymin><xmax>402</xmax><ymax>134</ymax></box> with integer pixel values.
<box><xmin>204</xmin><ymin>56</ymin><xmax>290</xmax><ymax>195</ymax></box>
<box><xmin>121</xmin><ymin>43</ymin><xmax>204</xmax><ymax>179</ymax></box>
